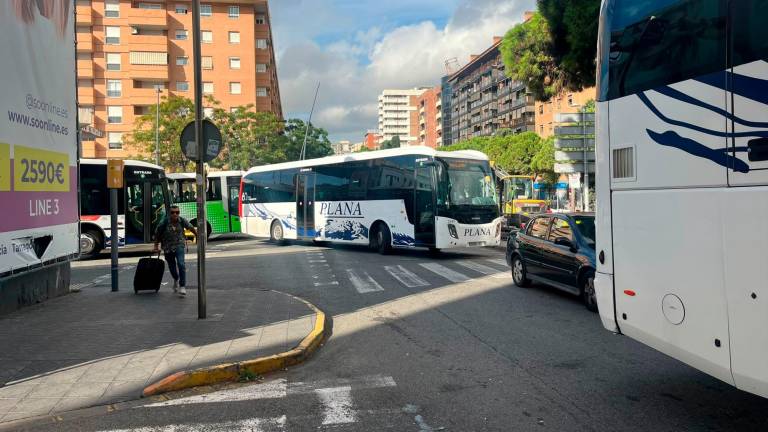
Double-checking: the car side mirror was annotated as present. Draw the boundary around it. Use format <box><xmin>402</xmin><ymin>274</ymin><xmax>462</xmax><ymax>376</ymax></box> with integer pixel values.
<box><xmin>555</xmin><ymin>237</ymin><xmax>577</xmax><ymax>251</ymax></box>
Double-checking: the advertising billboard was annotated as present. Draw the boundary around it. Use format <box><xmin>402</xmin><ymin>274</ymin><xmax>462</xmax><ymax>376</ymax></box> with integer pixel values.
<box><xmin>0</xmin><ymin>1</ymin><xmax>79</xmax><ymax>275</ymax></box>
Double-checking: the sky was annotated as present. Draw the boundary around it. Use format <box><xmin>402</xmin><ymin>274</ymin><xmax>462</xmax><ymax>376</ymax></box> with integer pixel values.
<box><xmin>269</xmin><ymin>0</ymin><xmax>537</xmax><ymax>143</ymax></box>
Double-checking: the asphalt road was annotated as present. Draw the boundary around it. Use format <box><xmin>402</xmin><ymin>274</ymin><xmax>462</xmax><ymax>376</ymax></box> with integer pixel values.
<box><xmin>13</xmin><ymin>236</ymin><xmax>768</xmax><ymax>431</ymax></box>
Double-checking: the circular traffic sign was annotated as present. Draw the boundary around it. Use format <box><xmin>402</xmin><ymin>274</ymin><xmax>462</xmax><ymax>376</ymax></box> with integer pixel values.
<box><xmin>180</xmin><ymin>119</ymin><xmax>223</xmax><ymax>163</ymax></box>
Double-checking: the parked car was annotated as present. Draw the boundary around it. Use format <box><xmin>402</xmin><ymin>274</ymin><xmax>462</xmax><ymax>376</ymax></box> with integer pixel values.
<box><xmin>506</xmin><ymin>213</ymin><xmax>597</xmax><ymax>312</ymax></box>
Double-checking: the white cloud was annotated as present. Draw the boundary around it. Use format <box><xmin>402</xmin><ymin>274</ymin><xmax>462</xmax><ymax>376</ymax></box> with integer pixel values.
<box><xmin>273</xmin><ymin>0</ymin><xmax>536</xmax><ymax>141</ymax></box>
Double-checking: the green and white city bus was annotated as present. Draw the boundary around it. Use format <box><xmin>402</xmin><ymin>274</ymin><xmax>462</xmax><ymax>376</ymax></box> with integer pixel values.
<box><xmin>167</xmin><ymin>171</ymin><xmax>244</xmax><ymax>238</ymax></box>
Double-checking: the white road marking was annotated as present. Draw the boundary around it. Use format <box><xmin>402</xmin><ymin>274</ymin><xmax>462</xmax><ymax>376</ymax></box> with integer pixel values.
<box><xmin>315</xmin><ymin>386</ymin><xmax>355</xmax><ymax>425</ymax></box>
<box><xmin>456</xmin><ymin>260</ymin><xmax>508</xmax><ymax>279</ymax></box>
<box><xmin>486</xmin><ymin>258</ymin><xmax>508</xmax><ymax>268</ymax></box>
<box><xmin>288</xmin><ymin>375</ymin><xmax>396</xmax><ymax>394</ymax></box>
<box><xmin>146</xmin><ymin>379</ymin><xmax>288</xmax><ymax>407</ymax></box>
<box><xmin>384</xmin><ymin>265</ymin><xmax>430</xmax><ymax>288</ymax></box>
<box><xmin>314</xmin><ymin>281</ymin><xmax>339</xmax><ymax>287</ymax></box>
<box><xmin>309</xmin><ymin>259</ymin><xmax>327</xmax><ymax>263</ymax></box>
<box><xmin>346</xmin><ymin>269</ymin><xmax>384</xmax><ymax>293</ymax></box>
<box><xmin>99</xmin><ymin>416</ymin><xmax>287</xmax><ymax>432</ymax></box>
<box><xmin>418</xmin><ymin>263</ymin><xmax>470</xmax><ymax>283</ymax></box>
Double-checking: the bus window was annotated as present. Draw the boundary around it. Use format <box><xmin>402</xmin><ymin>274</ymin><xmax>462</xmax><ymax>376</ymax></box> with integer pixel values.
<box><xmin>150</xmin><ymin>182</ymin><xmax>167</xmax><ymax>239</ymax></box>
<box><xmin>207</xmin><ymin>177</ymin><xmax>222</xmax><ymax>201</ymax></box>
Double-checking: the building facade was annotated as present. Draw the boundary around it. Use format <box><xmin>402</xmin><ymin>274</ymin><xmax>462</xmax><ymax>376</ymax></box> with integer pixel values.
<box><xmin>415</xmin><ymin>86</ymin><xmax>442</xmax><ymax>148</ymax></box>
<box><xmin>440</xmin><ymin>76</ymin><xmax>453</xmax><ymax>146</ymax></box>
<box><xmin>534</xmin><ymin>87</ymin><xmax>596</xmax><ymax>138</ymax></box>
<box><xmin>364</xmin><ymin>130</ymin><xmax>382</xmax><ymax>150</ymax></box>
<box><xmin>377</xmin><ymin>88</ymin><xmax>428</xmax><ymax>146</ymax></box>
<box><xmin>75</xmin><ymin>0</ymin><xmax>282</xmax><ymax>159</ymax></box>
<box><xmin>446</xmin><ymin>37</ymin><xmax>535</xmax><ymax>143</ymax></box>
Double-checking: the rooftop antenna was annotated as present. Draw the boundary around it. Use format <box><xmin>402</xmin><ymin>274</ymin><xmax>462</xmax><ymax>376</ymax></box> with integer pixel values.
<box><xmin>444</xmin><ymin>57</ymin><xmax>459</xmax><ymax>75</ymax></box>
<box><xmin>300</xmin><ymin>82</ymin><xmax>321</xmax><ymax>160</ymax></box>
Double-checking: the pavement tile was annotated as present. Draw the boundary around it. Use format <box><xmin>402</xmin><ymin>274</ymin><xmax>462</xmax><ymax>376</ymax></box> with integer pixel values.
<box><xmin>65</xmin><ymin>381</ymin><xmax>111</xmax><ymax>398</ymax></box>
<box><xmin>100</xmin><ymin>380</ymin><xmax>146</xmax><ymax>401</ymax></box>
<box><xmin>26</xmin><ymin>382</ymin><xmax>74</xmax><ymax>398</ymax></box>
<box><xmin>8</xmin><ymin>397</ymin><xmax>62</xmax><ymax>414</ymax></box>
<box><xmin>0</xmin><ymin>384</ymin><xmax>38</xmax><ymax>399</ymax></box>
<box><xmin>52</xmin><ymin>397</ymin><xmax>96</xmax><ymax>413</ymax></box>
<box><xmin>0</xmin><ymin>398</ymin><xmax>20</xmax><ymax>414</ymax></box>
<box><xmin>38</xmin><ymin>365</ymin><xmax>89</xmax><ymax>385</ymax></box>
<box><xmin>115</xmin><ymin>365</ymin><xmax>154</xmax><ymax>382</ymax></box>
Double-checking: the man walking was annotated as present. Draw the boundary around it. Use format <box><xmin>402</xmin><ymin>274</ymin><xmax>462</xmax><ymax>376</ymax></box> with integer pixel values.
<box><xmin>153</xmin><ymin>205</ymin><xmax>197</xmax><ymax>296</ymax></box>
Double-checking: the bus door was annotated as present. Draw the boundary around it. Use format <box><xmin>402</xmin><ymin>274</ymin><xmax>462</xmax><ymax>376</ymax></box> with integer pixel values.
<box><xmin>125</xmin><ymin>178</ymin><xmax>168</xmax><ymax>244</ymax></box>
<box><xmin>414</xmin><ymin>162</ymin><xmax>436</xmax><ymax>245</ymax></box>
<box><xmin>226</xmin><ymin>176</ymin><xmax>242</xmax><ymax>232</ymax></box>
<box><xmin>296</xmin><ymin>172</ymin><xmax>316</xmax><ymax>238</ymax></box>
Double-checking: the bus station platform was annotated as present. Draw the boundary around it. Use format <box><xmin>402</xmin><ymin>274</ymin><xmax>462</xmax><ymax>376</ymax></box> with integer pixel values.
<box><xmin>0</xmin><ymin>279</ymin><xmax>323</xmax><ymax>424</ymax></box>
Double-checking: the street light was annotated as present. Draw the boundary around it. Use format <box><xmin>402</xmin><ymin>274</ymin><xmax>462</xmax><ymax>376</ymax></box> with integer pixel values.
<box><xmin>155</xmin><ymin>87</ymin><xmax>163</xmax><ymax>166</ymax></box>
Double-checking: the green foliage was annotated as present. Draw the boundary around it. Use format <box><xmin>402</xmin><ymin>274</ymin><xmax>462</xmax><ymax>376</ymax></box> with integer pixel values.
<box><xmin>380</xmin><ymin>135</ymin><xmax>401</xmax><ymax>149</ymax></box>
<box><xmin>356</xmin><ymin>146</ymin><xmax>372</xmax><ymax>152</ymax></box>
<box><xmin>501</xmin><ymin>13</ymin><xmax>561</xmax><ymax>101</ymax></box>
<box><xmin>584</xmin><ymin>99</ymin><xmax>596</xmax><ymax>113</ymax></box>
<box><xmin>441</xmin><ymin>132</ymin><xmax>556</xmax><ymax>180</ymax></box>
<box><xmin>281</xmin><ymin>119</ymin><xmax>334</xmax><ymax>161</ymax></box>
<box><xmin>130</xmin><ymin>95</ymin><xmax>195</xmax><ymax>172</ymax></box>
<box><xmin>538</xmin><ymin>0</ymin><xmax>600</xmax><ymax>93</ymax></box>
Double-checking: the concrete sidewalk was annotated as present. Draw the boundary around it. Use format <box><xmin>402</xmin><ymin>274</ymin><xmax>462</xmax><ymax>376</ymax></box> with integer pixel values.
<box><xmin>0</xmin><ymin>275</ymin><xmax>320</xmax><ymax>423</ymax></box>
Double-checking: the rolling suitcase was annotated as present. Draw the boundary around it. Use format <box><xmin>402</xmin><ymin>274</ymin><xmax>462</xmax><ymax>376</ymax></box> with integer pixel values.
<box><xmin>134</xmin><ymin>253</ymin><xmax>165</xmax><ymax>294</ymax></box>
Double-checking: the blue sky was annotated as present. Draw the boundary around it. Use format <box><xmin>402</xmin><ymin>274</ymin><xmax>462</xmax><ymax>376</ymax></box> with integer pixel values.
<box><xmin>269</xmin><ymin>0</ymin><xmax>536</xmax><ymax>142</ymax></box>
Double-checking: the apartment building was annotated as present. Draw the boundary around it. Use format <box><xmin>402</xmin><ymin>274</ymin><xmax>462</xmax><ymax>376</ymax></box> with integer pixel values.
<box><xmin>445</xmin><ymin>37</ymin><xmax>535</xmax><ymax>143</ymax></box>
<box><xmin>363</xmin><ymin>130</ymin><xmax>382</xmax><ymax>150</ymax></box>
<box><xmin>377</xmin><ymin>88</ymin><xmax>429</xmax><ymax>146</ymax></box>
<box><xmin>75</xmin><ymin>0</ymin><xmax>282</xmax><ymax>159</ymax></box>
<box><xmin>534</xmin><ymin>87</ymin><xmax>596</xmax><ymax>138</ymax></box>
<box><xmin>415</xmin><ymin>86</ymin><xmax>442</xmax><ymax>148</ymax></box>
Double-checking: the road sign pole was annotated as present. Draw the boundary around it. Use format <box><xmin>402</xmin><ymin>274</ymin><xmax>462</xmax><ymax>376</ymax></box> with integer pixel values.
<box><xmin>110</xmin><ymin>188</ymin><xmax>118</xmax><ymax>292</ymax></box>
<box><xmin>192</xmin><ymin>0</ymin><xmax>206</xmax><ymax>319</ymax></box>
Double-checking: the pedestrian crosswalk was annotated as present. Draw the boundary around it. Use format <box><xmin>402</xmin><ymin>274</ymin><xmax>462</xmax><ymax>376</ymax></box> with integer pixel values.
<box><xmin>312</xmin><ymin>258</ymin><xmax>510</xmax><ymax>295</ymax></box>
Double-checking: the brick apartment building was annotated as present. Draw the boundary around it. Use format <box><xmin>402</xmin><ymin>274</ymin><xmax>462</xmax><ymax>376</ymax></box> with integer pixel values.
<box><xmin>377</xmin><ymin>88</ymin><xmax>430</xmax><ymax>146</ymax></box>
<box><xmin>534</xmin><ymin>87</ymin><xmax>596</xmax><ymax>138</ymax></box>
<box><xmin>415</xmin><ymin>86</ymin><xmax>442</xmax><ymax>148</ymax></box>
<box><xmin>75</xmin><ymin>0</ymin><xmax>282</xmax><ymax>159</ymax></box>
<box><xmin>444</xmin><ymin>37</ymin><xmax>535</xmax><ymax>144</ymax></box>
<box><xmin>364</xmin><ymin>130</ymin><xmax>382</xmax><ymax>150</ymax></box>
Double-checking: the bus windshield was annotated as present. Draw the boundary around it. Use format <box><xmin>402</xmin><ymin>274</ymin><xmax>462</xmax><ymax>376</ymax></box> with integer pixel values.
<box><xmin>506</xmin><ymin>177</ymin><xmax>533</xmax><ymax>202</ymax></box>
<box><xmin>437</xmin><ymin>158</ymin><xmax>498</xmax><ymax>207</ymax></box>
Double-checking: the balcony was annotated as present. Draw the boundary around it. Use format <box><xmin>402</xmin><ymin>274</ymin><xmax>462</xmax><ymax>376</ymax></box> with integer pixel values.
<box><xmin>75</xmin><ymin>5</ymin><xmax>93</xmax><ymax>25</ymax></box>
<box><xmin>77</xmin><ymin>60</ymin><xmax>94</xmax><ymax>79</ymax></box>
<box><xmin>128</xmin><ymin>34</ymin><xmax>168</xmax><ymax>52</ymax></box>
<box><xmin>78</xmin><ymin>87</ymin><xmax>95</xmax><ymax>104</ymax></box>
<box><xmin>127</xmin><ymin>8</ymin><xmax>168</xmax><ymax>28</ymax></box>
<box><xmin>130</xmin><ymin>65</ymin><xmax>168</xmax><ymax>80</ymax></box>
<box><xmin>76</xmin><ymin>34</ymin><xmax>93</xmax><ymax>52</ymax></box>
<box><xmin>129</xmin><ymin>87</ymin><xmax>164</xmax><ymax>106</ymax></box>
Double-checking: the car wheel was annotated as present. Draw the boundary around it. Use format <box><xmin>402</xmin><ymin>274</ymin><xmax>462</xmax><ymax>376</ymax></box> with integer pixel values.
<box><xmin>79</xmin><ymin>230</ymin><xmax>102</xmax><ymax>259</ymax></box>
<box><xmin>582</xmin><ymin>272</ymin><xmax>598</xmax><ymax>313</ymax></box>
<box><xmin>376</xmin><ymin>224</ymin><xmax>392</xmax><ymax>255</ymax></box>
<box><xmin>511</xmin><ymin>255</ymin><xmax>530</xmax><ymax>287</ymax></box>
<box><xmin>270</xmin><ymin>220</ymin><xmax>284</xmax><ymax>243</ymax></box>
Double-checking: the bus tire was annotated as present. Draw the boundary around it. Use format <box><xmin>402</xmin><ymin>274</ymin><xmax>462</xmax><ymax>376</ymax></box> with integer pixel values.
<box><xmin>270</xmin><ymin>220</ymin><xmax>285</xmax><ymax>243</ymax></box>
<box><xmin>375</xmin><ymin>223</ymin><xmax>392</xmax><ymax>255</ymax></box>
<box><xmin>80</xmin><ymin>229</ymin><xmax>103</xmax><ymax>259</ymax></box>
<box><xmin>511</xmin><ymin>255</ymin><xmax>530</xmax><ymax>287</ymax></box>
<box><xmin>581</xmin><ymin>270</ymin><xmax>598</xmax><ymax>313</ymax></box>
<box><xmin>428</xmin><ymin>247</ymin><xmax>441</xmax><ymax>255</ymax></box>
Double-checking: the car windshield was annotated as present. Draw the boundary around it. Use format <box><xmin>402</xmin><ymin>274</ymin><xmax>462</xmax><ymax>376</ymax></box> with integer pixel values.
<box><xmin>438</xmin><ymin>158</ymin><xmax>498</xmax><ymax>207</ymax></box>
<box><xmin>573</xmin><ymin>216</ymin><xmax>595</xmax><ymax>245</ymax></box>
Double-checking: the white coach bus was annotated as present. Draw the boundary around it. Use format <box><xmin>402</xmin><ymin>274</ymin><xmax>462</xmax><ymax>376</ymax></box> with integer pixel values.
<box><xmin>240</xmin><ymin>147</ymin><xmax>502</xmax><ymax>253</ymax></box>
<box><xmin>595</xmin><ymin>0</ymin><xmax>768</xmax><ymax>398</ymax></box>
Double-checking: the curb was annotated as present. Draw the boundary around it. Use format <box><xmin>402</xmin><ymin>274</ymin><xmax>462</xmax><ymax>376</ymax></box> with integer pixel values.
<box><xmin>142</xmin><ymin>291</ymin><xmax>328</xmax><ymax>397</ymax></box>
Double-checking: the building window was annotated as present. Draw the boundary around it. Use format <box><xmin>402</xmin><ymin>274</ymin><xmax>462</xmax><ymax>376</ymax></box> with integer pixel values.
<box><xmin>539</xmin><ymin>125</ymin><xmax>544</xmax><ymax>134</ymax></box>
<box><xmin>256</xmin><ymin>15</ymin><xmax>265</xmax><ymax>25</ymax></box>
<box><xmin>175</xmin><ymin>29</ymin><xmax>188</xmax><ymax>40</ymax></box>
<box><xmin>129</xmin><ymin>51</ymin><xmax>168</xmax><ymax>65</ymax></box>
<box><xmin>104</xmin><ymin>0</ymin><xmax>120</xmax><ymax>18</ymax></box>
<box><xmin>204</xmin><ymin>107</ymin><xmax>214</xmax><ymax>118</ymax></box>
<box><xmin>176</xmin><ymin>81</ymin><xmax>189</xmax><ymax>92</ymax></box>
<box><xmin>567</xmin><ymin>94</ymin><xmax>574</xmax><ymax>106</ymax></box>
<box><xmin>200</xmin><ymin>4</ymin><xmax>212</xmax><ymax>16</ymax></box>
<box><xmin>228</xmin><ymin>6</ymin><xmax>239</xmax><ymax>18</ymax></box>
<box><xmin>203</xmin><ymin>82</ymin><xmax>214</xmax><ymax>94</ymax></box>
<box><xmin>229</xmin><ymin>57</ymin><xmax>240</xmax><ymax>69</ymax></box>
<box><xmin>201</xmin><ymin>56</ymin><xmax>213</xmax><ymax>70</ymax></box>
<box><xmin>137</xmin><ymin>3</ymin><xmax>161</xmax><ymax>10</ymax></box>
<box><xmin>107</xmin><ymin>106</ymin><xmax>123</xmax><ymax>124</ymax></box>
<box><xmin>201</xmin><ymin>30</ymin><xmax>213</xmax><ymax>43</ymax></box>
<box><xmin>256</xmin><ymin>39</ymin><xmax>267</xmax><ymax>49</ymax></box>
<box><xmin>230</xmin><ymin>107</ymin><xmax>239</xmax><ymax>113</ymax></box>
<box><xmin>256</xmin><ymin>63</ymin><xmax>267</xmax><ymax>73</ymax></box>
<box><xmin>108</xmin><ymin>132</ymin><xmax>123</xmax><ymax>149</ymax></box>
<box><xmin>105</xmin><ymin>26</ymin><xmax>120</xmax><ymax>44</ymax></box>
<box><xmin>176</xmin><ymin>56</ymin><xmax>188</xmax><ymax>66</ymax></box>
<box><xmin>106</xmin><ymin>79</ymin><xmax>122</xmax><ymax>97</ymax></box>
<box><xmin>175</xmin><ymin>4</ymin><xmax>188</xmax><ymax>14</ymax></box>
<box><xmin>228</xmin><ymin>31</ymin><xmax>240</xmax><ymax>44</ymax></box>
<box><xmin>256</xmin><ymin>87</ymin><xmax>267</xmax><ymax>97</ymax></box>
<box><xmin>106</xmin><ymin>53</ymin><xmax>121</xmax><ymax>71</ymax></box>
<box><xmin>229</xmin><ymin>82</ymin><xmax>241</xmax><ymax>95</ymax></box>
<box><xmin>538</xmin><ymin>104</ymin><xmax>543</xmax><ymax>114</ymax></box>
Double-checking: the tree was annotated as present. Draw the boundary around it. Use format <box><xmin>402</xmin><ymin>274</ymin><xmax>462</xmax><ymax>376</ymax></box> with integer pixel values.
<box><xmin>538</xmin><ymin>0</ymin><xmax>600</xmax><ymax>93</ymax></box>
<box><xmin>207</xmin><ymin>97</ymin><xmax>285</xmax><ymax>170</ymax></box>
<box><xmin>531</xmin><ymin>137</ymin><xmax>557</xmax><ymax>184</ymax></box>
<box><xmin>500</xmin><ymin>13</ymin><xmax>561</xmax><ymax>101</ymax></box>
<box><xmin>380</xmin><ymin>135</ymin><xmax>401</xmax><ymax>149</ymax></box>
<box><xmin>281</xmin><ymin>119</ymin><xmax>333</xmax><ymax>161</ymax></box>
<box><xmin>130</xmin><ymin>95</ymin><xmax>194</xmax><ymax>172</ymax></box>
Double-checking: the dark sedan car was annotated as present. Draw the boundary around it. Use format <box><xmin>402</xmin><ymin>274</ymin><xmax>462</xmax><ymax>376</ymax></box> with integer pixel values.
<box><xmin>506</xmin><ymin>213</ymin><xmax>597</xmax><ymax>312</ymax></box>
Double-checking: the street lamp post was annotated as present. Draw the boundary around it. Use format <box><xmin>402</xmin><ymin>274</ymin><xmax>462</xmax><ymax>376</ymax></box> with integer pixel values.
<box><xmin>155</xmin><ymin>87</ymin><xmax>161</xmax><ymax>166</ymax></box>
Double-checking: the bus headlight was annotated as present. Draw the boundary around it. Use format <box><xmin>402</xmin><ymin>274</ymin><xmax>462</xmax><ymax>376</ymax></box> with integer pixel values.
<box><xmin>448</xmin><ymin>224</ymin><xmax>458</xmax><ymax>239</ymax></box>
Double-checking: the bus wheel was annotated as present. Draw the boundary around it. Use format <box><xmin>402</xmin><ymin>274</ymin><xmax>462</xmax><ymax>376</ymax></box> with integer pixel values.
<box><xmin>270</xmin><ymin>220</ymin><xmax>285</xmax><ymax>243</ymax></box>
<box><xmin>581</xmin><ymin>271</ymin><xmax>598</xmax><ymax>313</ymax></box>
<box><xmin>79</xmin><ymin>230</ymin><xmax>102</xmax><ymax>259</ymax></box>
<box><xmin>428</xmin><ymin>247</ymin><xmax>441</xmax><ymax>256</ymax></box>
<box><xmin>376</xmin><ymin>224</ymin><xmax>392</xmax><ymax>255</ymax></box>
